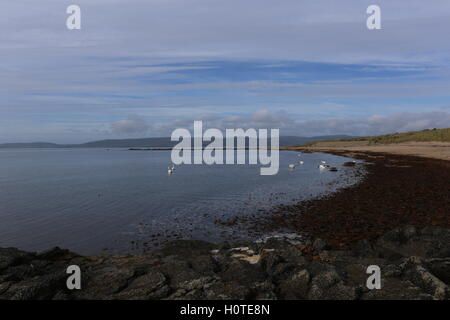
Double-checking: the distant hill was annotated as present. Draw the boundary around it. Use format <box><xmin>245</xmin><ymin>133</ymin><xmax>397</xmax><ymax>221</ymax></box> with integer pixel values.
<box><xmin>303</xmin><ymin>128</ymin><xmax>450</xmax><ymax>146</ymax></box>
<box><xmin>0</xmin><ymin>142</ymin><xmax>62</xmax><ymax>148</ymax></box>
<box><xmin>77</xmin><ymin>137</ymin><xmax>174</xmax><ymax>148</ymax></box>
<box><xmin>0</xmin><ymin>135</ymin><xmax>354</xmax><ymax>149</ymax></box>
<box><xmin>279</xmin><ymin>135</ymin><xmax>353</xmax><ymax>146</ymax></box>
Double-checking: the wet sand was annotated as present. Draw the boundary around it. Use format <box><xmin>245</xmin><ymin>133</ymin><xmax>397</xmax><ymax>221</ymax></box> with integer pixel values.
<box><xmin>253</xmin><ymin>150</ymin><xmax>450</xmax><ymax>249</ymax></box>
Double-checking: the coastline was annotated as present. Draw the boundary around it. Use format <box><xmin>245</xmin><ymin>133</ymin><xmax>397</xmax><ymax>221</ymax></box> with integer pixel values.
<box><xmin>1</xmin><ymin>225</ymin><xmax>449</xmax><ymax>300</ymax></box>
<box><xmin>256</xmin><ymin>148</ymin><xmax>450</xmax><ymax>249</ymax></box>
<box><xmin>281</xmin><ymin>141</ymin><xmax>450</xmax><ymax>161</ymax></box>
<box><xmin>1</xmin><ymin>149</ymin><xmax>449</xmax><ymax>300</ymax></box>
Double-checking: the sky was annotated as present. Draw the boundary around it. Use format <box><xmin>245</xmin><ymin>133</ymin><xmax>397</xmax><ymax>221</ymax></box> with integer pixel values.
<box><xmin>1</xmin><ymin>0</ymin><xmax>450</xmax><ymax>143</ymax></box>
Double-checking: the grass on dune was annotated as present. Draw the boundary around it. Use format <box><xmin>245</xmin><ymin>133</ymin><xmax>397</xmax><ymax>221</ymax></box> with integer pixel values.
<box><xmin>304</xmin><ymin>128</ymin><xmax>450</xmax><ymax>146</ymax></box>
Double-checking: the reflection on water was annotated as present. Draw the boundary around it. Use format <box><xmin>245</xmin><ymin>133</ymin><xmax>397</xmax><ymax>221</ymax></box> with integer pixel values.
<box><xmin>0</xmin><ymin>148</ymin><xmax>361</xmax><ymax>254</ymax></box>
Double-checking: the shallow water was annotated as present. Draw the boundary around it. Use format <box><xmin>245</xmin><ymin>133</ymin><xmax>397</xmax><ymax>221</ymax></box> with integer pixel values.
<box><xmin>0</xmin><ymin>148</ymin><xmax>360</xmax><ymax>254</ymax></box>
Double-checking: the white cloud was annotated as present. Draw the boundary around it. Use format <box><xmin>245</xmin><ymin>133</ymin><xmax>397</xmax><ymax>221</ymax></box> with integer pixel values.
<box><xmin>127</xmin><ymin>110</ymin><xmax>450</xmax><ymax>137</ymax></box>
<box><xmin>1</xmin><ymin>1</ymin><xmax>450</xmax><ymax>142</ymax></box>
<box><xmin>110</xmin><ymin>114</ymin><xmax>151</xmax><ymax>135</ymax></box>
<box><xmin>293</xmin><ymin>111</ymin><xmax>450</xmax><ymax>136</ymax></box>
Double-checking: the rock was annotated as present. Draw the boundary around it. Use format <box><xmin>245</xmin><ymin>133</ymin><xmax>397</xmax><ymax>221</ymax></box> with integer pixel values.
<box><xmin>307</xmin><ymin>270</ymin><xmax>358</xmax><ymax>300</ymax></box>
<box><xmin>156</xmin><ymin>260</ymin><xmax>198</xmax><ymax>288</ymax></box>
<box><xmin>159</xmin><ymin>240</ymin><xmax>217</xmax><ymax>258</ymax></box>
<box><xmin>231</xmin><ymin>254</ymin><xmax>261</xmax><ymax>265</ymax></box>
<box><xmin>271</xmin><ymin>262</ymin><xmax>298</xmax><ymax>280</ymax></box>
<box><xmin>401</xmin><ymin>226</ymin><xmax>417</xmax><ymax>240</ymax></box>
<box><xmin>379</xmin><ymin>228</ymin><xmax>402</xmax><ymax>244</ymax></box>
<box><xmin>0</xmin><ymin>281</ymin><xmax>11</xmax><ymax>295</ymax></box>
<box><xmin>0</xmin><ymin>248</ymin><xmax>33</xmax><ymax>270</ymax></box>
<box><xmin>191</xmin><ymin>255</ymin><xmax>217</xmax><ymax>274</ymax></box>
<box><xmin>257</xmin><ymin>234</ymin><xmax>302</xmax><ymax>248</ymax></box>
<box><xmin>352</xmin><ymin>240</ymin><xmax>376</xmax><ymax>257</ymax></box>
<box><xmin>205</xmin><ymin>281</ymin><xmax>250</xmax><ymax>300</ymax></box>
<box><xmin>78</xmin><ymin>267</ymin><xmax>135</xmax><ymax>299</ymax></box>
<box><xmin>230</xmin><ymin>247</ymin><xmax>250</xmax><ymax>252</ymax></box>
<box><xmin>311</xmin><ymin>269</ymin><xmax>341</xmax><ymax>289</ymax></box>
<box><xmin>260</xmin><ymin>253</ymin><xmax>283</xmax><ymax>275</ymax></box>
<box><xmin>51</xmin><ymin>291</ymin><xmax>71</xmax><ymax>300</ymax></box>
<box><xmin>8</xmin><ymin>272</ymin><xmax>67</xmax><ymax>300</ymax></box>
<box><xmin>36</xmin><ymin>247</ymin><xmax>71</xmax><ymax>260</ymax></box>
<box><xmin>217</xmin><ymin>242</ymin><xmax>231</xmax><ymax>251</ymax></box>
<box><xmin>1</xmin><ymin>226</ymin><xmax>449</xmax><ymax>300</ymax></box>
<box><xmin>383</xmin><ymin>264</ymin><xmax>403</xmax><ymax>278</ymax></box>
<box><xmin>169</xmin><ymin>276</ymin><xmax>219</xmax><ymax>299</ymax></box>
<box><xmin>377</xmin><ymin>226</ymin><xmax>450</xmax><ymax>259</ymax></box>
<box><xmin>278</xmin><ymin>247</ymin><xmax>306</xmax><ymax>264</ymax></box>
<box><xmin>114</xmin><ymin>272</ymin><xmax>169</xmax><ymax>300</ymax></box>
<box><xmin>373</xmin><ymin>245</ymin><xmax>405</xmax><ymax>261</ymax></box>
<box><xmin>312</xmin><ymin>238</ymin><xmax>329</xmax><ymax>252</ymax></box>
<box><xmin>250</xmin><ymin>281</ymin><xmax>276</xmax><ymax>300</ymax></box>
<box><xmin>402</xmin><ymin>257</ymin><xmax>449</xmax><ymax>300</ymax></box>
<box><xmin>309</xmin><ymin>282</ymin><xmax>357</xmax><ymax>300</ymax></box>
<box><xmin>219</xmin><ymin>259</ymin><xmax>265</xmax><ymax>286</ymax></box>
<box><xmin>426</xmin><ymin>258</ymin><xmax>450</xmax><ymax>285</ymax></box>
<box><xmin>361</xmin><ymin>277</ymin><xmax>433</xmax><ymax>300</ymax></box>
<box><xmin>278</xmin><ymin>269</ymin><xmax>310</xmax><ymax>299</ymax></box>
<box><xmin>421</xmin><ymin>227</ymin><xmax>450</xmax><ymax>238</ymax></box>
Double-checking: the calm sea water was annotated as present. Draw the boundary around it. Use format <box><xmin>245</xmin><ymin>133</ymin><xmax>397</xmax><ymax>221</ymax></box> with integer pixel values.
<box><xmin>0</xmin><ymin>148</ymin><xmax>360</xmax><ymax>254</ymax></box>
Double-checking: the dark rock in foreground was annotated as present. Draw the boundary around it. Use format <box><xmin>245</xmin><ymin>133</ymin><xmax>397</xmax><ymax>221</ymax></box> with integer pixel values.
<box><xmin>1</xmin><ymin>226</ymin><xmax>449</xmax><ymax>300</ymax></box>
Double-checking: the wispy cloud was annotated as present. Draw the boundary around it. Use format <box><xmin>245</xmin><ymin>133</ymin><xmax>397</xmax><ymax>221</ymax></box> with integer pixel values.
<box><xmin>102</xmin><ymin>110</ymin><xmax>450</xmax><ymax>138</ymax></box>
<box><xmin>0</xmin><ymin>0</ymin><xmax>449</xmax><ymax>142</ymax></box>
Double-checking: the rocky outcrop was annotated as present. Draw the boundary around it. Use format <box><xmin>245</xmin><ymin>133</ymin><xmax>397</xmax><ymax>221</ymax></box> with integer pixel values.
<box><xmin>0</xmin><ymin>226</ymin><xmax>449</xmax><ymax>300</ymax></box>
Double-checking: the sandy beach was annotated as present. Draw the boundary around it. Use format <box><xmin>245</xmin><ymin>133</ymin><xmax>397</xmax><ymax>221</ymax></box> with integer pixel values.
<box><xmin>283</xmin><ymin>141</ymin><xmax>450</xmax><ymax>161</ymax></box>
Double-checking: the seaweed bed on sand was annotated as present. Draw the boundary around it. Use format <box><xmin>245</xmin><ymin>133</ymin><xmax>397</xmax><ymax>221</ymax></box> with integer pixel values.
<box><xmin>246</xmin><ymin>151</ymin><xmax>450</xmax><ymax>249</ymax></box>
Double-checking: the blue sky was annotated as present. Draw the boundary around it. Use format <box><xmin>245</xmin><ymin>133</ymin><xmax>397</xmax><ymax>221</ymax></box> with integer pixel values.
<box><xmin>1</xmin><ymin>0</ymin><xmax>450</xmax><ymax>143</ymax></box>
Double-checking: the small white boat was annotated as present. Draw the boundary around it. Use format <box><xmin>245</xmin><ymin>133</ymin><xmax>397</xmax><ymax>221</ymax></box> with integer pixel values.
<box><xmin>318</xmin><ymin>164</ymin><xmax>330</xmax><ymax>170</ymax></box>
<box><xmin>299</xmin><ymin>161</ymin><xmax>304</xmax><ymax>165</ymax></box>
<box><xmin>288</xmin><ymin>164</ymin><xmax>296</xmax><ymax>169</ymax></box>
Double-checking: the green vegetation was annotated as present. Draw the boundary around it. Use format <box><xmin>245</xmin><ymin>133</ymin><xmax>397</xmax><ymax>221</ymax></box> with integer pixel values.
<box><xmin>304</xmin><ymin>128</ymin><xmax>450</xmax><ymax>146</ymax></box>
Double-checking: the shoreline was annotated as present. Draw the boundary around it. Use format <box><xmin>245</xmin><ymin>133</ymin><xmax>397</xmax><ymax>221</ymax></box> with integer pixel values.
<box><xmin>1</xmin><ymin>225</ymin><xmax>449</xmax><ymax>299</ymax></box>
<box><xmin>1</xmin><ymin>149</ymin><xmax>449</xmax><ymax>299</ymax></box>
<box><xmin>281</xmin><ymin>141</ymin><xmax>450</xmax><ymax>161</ymax></box>
<box><xmin>256</xmin><ymin>148</ymin><xmax>450</xmax><ymax>249</ymax></box>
